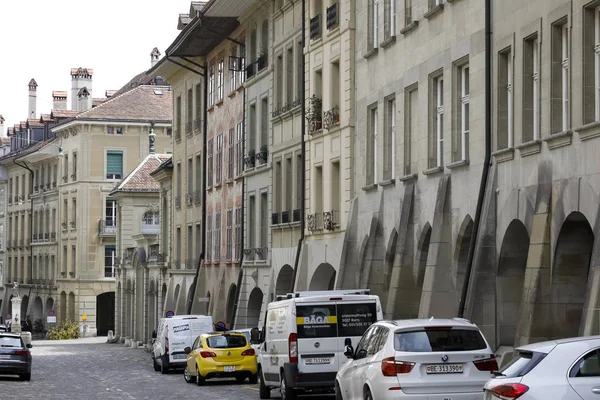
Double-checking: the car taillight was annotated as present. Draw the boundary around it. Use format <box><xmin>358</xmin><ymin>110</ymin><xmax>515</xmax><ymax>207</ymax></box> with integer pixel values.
<box><xmin>200</xmin><ymin>351</ymin><xmax>217</xmax><ymax>358</ymax></box>
<box><xmin>165</xmin><ymin>337</ymin><xmax>169</xmax><ymax>353</ymax></box>
<box><xmin>490</xmin><ymin>383</ymin><xmax>529</xmax><ymax>399</ymax></box>
<box><xmin>13</xmin><ymin>350</ymin><xmax>29</xmax><ymax>356</ymax></box>
<box><xmin>241</xmin><ymin>348</ymin><xmax>255</xmax><ymax>356</ymax></box>
<box><xmin>288</xmin><ymin>333</ymin><xmax>298</xmax><ymax>363</ymax></box>
<box><xmin>473</xmin><ymin>355</ymin><xmax>499</xmax><ymax>372</ymax></box>
<box><xmin>381</xmin><ymin>357</ymin><xmax>415</xmax><ymax>376</ymax></box>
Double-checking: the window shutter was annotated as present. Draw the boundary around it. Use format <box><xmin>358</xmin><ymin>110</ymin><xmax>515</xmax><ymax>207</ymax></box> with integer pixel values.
<box><xmin>106</xmin><ymin>151</ymin><xmax>123</xmax><ymax>175</ymax></box>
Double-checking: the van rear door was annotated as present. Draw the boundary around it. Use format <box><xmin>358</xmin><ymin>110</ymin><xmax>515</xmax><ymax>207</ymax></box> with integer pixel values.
<box><xmin>335</xmin><ymin>300</ymin><xmax>378</xmax><ymax>366</ymax></box>
<box><xmin>168</xmin><ymin>320</ymin><xmax>195</xmax><ymax>362</ymax></box>
<box><xmin>296</xmin><ymin>303</ymin><xmax>339</xmax><ymax>373</ymax></box>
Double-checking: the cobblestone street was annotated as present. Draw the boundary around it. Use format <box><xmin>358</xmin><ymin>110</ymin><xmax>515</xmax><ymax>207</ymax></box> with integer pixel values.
<box><xmin>0</xmin><ymin>337</ymin><xmax>319</xmax><ymax>400</ymax></box>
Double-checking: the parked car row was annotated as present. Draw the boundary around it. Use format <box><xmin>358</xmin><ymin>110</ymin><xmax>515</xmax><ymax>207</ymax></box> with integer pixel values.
<box><xmin>149</xmin><ymin>291</ymin><xmax>600</xmax><ymax>400</ymax></box>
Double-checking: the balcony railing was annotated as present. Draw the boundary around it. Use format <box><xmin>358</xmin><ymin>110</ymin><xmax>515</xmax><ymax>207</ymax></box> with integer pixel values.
<box><xmin>243</xmin><ymin>248</ymin><xmax>255</xmax><ymax>261</ymax></box>
<box><xmin>61</xmin><ymin>222</ymin><xmax>68</xmax><ymax>231</ymax></box>
<box><xmin>245</xmin><ymin>54</ymin><xmax>268</xmax><ymax>80</ymax></box>
<box><xmin>326</xmin><ymin>2</ymin><xmax>339</xmax><ymax>30</ymax></box>
<box><xmin>256</xmin><ymin>148</ymin><xmax>268</xmax><ymax>165</ymax></box>
<box><xmin>156</xmin><ymin>253</ymin><xmax>167</xmax><ymax>263</ymax></box>
<box><xmin>194</xmin><ymin>118</ymin><xmax>202</xmax><ymax>133</ymax></box>
<box><xmin>254</xmin><ymin>247</ymin><xmax>268</xmax><ymax>261</ymax></box>
<box><xmin>98</xmin><ymin>220</ymin><xmax>117</xmax><ymax>236</ymax></box>
<box><xmin>310</xmin><ymin>14</ymin><xmax>322</xmax><ymax>40</ymax></box>
<box><xmin>50</xmin><ymin>232</ymin><xmax>56</xmax><ymax>241</ymax></box>
<box><xmin>175</xmin><ymin>196</ymin><xmax>181</xmax><ymax>209</ymax></box>
<box><xmin>185</xmin><ymin>121</ymin><xmax>192</xmax><ymax>136</ymax></box>
<box><xmin>323</xmin><ymin>106</ymin><xmax>340</xmax><ymax>130</ymax></box>
<box><xmin>307</xmin><ymin>212</ymin><xmax>324</xmax><ymax>231</ymax></box>
<box><xmin>323</xmin><ymin>210</ymin><xmax>339</xmax><ymax>230</ymax></box>
<box><xmin>244</xmin><ymin>154</ymin><xmax>256</xmax><ymax>169</ymax></box>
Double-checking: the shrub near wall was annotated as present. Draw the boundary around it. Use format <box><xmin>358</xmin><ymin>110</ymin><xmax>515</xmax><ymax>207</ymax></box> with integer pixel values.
<box><xmin>47</xmin><ymin>321</ymin><xmax>80</xmax><ymax>340</ymax></box>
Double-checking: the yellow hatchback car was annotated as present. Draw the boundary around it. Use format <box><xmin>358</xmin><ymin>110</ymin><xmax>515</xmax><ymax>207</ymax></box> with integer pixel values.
<box><xmin>183</xmin><ymin>332</ymin><xmax>258</xmax><ymax>385</ymax></box>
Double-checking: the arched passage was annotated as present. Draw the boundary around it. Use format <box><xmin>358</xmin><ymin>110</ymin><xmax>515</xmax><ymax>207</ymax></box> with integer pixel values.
<box><xmin>275</xmin><ymin>265</ymin><xmax>294</xmax><ymax>296</ymax></box>
<box><xmin>226</xmin><ymin>284</ymin><xmax>237</xmax><ymax>326</ymax></box>
<box><xmin>533</xmin><ymin>212</ymin><xmax>594</xmax><ymax>340</ymax></box>
<box><xmin>45</xmin><ymin>297</ymin><xmax>54</xmax><ymax>319</ymax></box>
<box><xmin>247</xmin><ymin>287</ymin><xmax>263</xmax><ymax>328</ymax></box>
<box><xmin>454</xmin><ymin>216</ymin><xmax>474</xmax><ymax>301</ymax></box>
<box><xmin>309</xmin><ymin>263</ymin><xmax>336</xmax><ymax>290</ymax></box>
<box><xmin>395</xmin><ymin>223</ymin><xmax>431</xmax><ymax>318</ymax></box>
<box><xmin>20</xmin><ymin>295</ymin><xmax>29</xmax><ymax>321</ymax></box>
<box><xmin>497</xmin><ymin>220</ymin><xmax>529</xmax><ymax>347</ymax></box>
<box><xmin>32</xmin><ymin>297</ymin><xmax>43</xmax><ymax>323</ymax></box>
<box><xmin>97</xmin><ymin>292</ymin><xmax>115</xmax><ymax>336</ymax></box>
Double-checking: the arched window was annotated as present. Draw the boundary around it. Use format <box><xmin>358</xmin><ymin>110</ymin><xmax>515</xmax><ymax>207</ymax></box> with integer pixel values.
<box><xmin>142</xmin><ymin>211</ymin><xmax>160</xmax><ymax>225</ymax></box>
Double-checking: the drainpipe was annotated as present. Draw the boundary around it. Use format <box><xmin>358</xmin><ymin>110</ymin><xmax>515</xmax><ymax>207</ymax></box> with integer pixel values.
<box><xmin>13</xmin><ymin>157</ymin><xmax>34</xmax><ymax>304</ymax></box>
<box><xmin>187</xmin><ymin>61</ymin><xmax>208</xmax><ymax>316</ymax></box>
<box><xmin>289</xmin><ymin>0</ymin><xmax>307</xmax><ymax>293</ymax></box>
<box><xmin>457</xmin><ymin>0</ymin><xmax>492</xmax><ymax>318</ymax></box>
<box><xmin>230</xmin><ymin>71</ymin><xmax>247</xmax><ymax>330</ymax></box>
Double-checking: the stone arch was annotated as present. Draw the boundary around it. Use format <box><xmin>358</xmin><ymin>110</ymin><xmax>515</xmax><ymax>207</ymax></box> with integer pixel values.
<box><xmin>247</xmin><ymin>287</ymin><xmax>263</xmax><ymax>328</ymax></box>
<box><xmin>226</xmin><ymin>284</ymin><xmax>237</xmax><ymax>327</ymax></box>
<box><xmin>20</xmin><ymin>295</ymin><xmax>29</xmax><ymax>321</ymax></box>
<box><xmin>309</xmin><ymin>263</ymin><xmax>336</xmax><ymax>290</ymax></box>
<box><xmin>497</xmin><ymin>219</ymin><xmax>530</xmax><ymax>347</ymax></box>
<box><xmin>45</xmin><ymin>297</ymin><xmax>54</xmax><ymax>319</ymax></box>
<box><xmin>96</xmin><ymin>292</ymin><xmax>115</xmax><ymax>336</ymax></box>
<box><xmin>396</xmin><ymin>223</ymin><xmax>431</xmax><ymax>319</ymax></box>
<box><xmin>453</xmin><ymin>215</ymin><xmax>474</xmax><ymax>302</ymax></box>
<box><xmin>532</xmin><ymin>212</ymin><xmax>594</xmax><ymax>340</ymax></box>
<box><xmin>32</xmin><ymin>296</ymin><xmax>43</xmax><ymax>323</ymax></box>
<box><xmin>275</xmin><ymin>265</ymin><xmax>294</xmax><ymax>296</ymax></box>
<box><xmin>60</xmin><ymin>291</ymin><xmax>67</xmax><ymax>323</ymax></box>
<box><xmin>68</xmin><ymin>292</ymin><xmax>75</xmax><ymax>322</ymax></box>
<box><xmin>384</xmin><ymin>228</ymin><xmax>398</xmax><ymax>292</ymax></box>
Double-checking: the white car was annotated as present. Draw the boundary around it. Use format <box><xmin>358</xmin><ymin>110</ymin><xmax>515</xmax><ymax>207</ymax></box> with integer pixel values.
<box><xmin>483</xmin><ymin>335</ymin><xmax>600</xmax><ymax>399</ymax></box>
<box><xmin>336</xmin><ymin>318</ymin><xmax>497</xmax><ymax>400</ymax></box>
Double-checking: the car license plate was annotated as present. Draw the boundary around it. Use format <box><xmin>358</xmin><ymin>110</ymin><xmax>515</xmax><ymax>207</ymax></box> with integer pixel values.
<box><xmin>0</xmin><ymin>355</ymin><xmax>9</xmax><ymax>359</ymax></box>
<box><xmin>305</xmin><ymin>357</ymin><xmax>331</xmax><ymax>365</ymax></box>
<box><xmin>425</xmin><ymin>364</ymin><xmax>463</xmax><ymax>374</ymax></box>
<box><xmin>172</xmin><ymin>354</ymin><xmax>187</xmax><ymax>360</ymax></box>
<box><xmin>224</xmin><ymin>366</ymin><xmax>236</xmax><ymax>372</ymax></box>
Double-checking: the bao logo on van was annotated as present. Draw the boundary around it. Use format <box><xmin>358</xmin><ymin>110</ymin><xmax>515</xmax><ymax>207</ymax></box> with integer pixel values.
<box><xmin>172</xmin><ymin>324</ymin><xmax>190</xmax><ymax>333</ymax></box>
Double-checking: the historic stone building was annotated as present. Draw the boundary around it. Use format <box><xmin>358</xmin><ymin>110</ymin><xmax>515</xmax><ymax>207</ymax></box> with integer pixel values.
<box><xmin>111</xmin><ymin>139</ymin><xmax>170</xmax><ymax>346</ymax></box>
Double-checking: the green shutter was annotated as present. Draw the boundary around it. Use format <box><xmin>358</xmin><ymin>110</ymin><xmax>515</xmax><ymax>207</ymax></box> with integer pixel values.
<box><xmin>106</xmin><ymin>151</ymin><xmax>123</xmax><ymax>176</ymax></box>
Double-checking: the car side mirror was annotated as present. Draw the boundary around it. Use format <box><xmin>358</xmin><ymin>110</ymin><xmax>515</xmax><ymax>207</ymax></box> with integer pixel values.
<box><xmin>152</xmin><ymin>330</ymin><xmax>157</xmax><ymax>339</ymax></box>
<box><xmin>184</xmin><ymin>346</ymin><xmax>191</xmax><ymax>354</ymax></box>
<box><xmin>250</xmin><ymin>327</ymin><xmax>261</xmax><ymax>343</ymax></box>
<box><xmin>344</xmin><ymin>345</ymin><xmax>354</xmax><ymax>359</ymax></box>
<box><xmin>356</xmin><ymin>348</ymin><xmax>367</xmax><ymax>359</ymax></box>
<box><xmin>26</xmin><ymin>344</ymin><xmax>32</xmax><ymax>349</ymax></box>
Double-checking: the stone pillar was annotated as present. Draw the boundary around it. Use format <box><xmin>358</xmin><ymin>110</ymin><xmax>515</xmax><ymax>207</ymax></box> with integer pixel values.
<box><xmin>11</xmin><ymin>296</ymin><xmax>22</xmax><ymax>334</ymax></box>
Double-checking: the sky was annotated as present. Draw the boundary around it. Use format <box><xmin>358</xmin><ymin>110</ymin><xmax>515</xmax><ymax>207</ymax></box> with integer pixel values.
<box><xmin>0</xmin><ymin>0</ymin><xmax>192</xmax><ymax>134</ymax></box>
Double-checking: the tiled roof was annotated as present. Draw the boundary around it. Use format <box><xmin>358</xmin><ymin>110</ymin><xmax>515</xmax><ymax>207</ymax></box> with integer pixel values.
<box><xmin>110</xmin><ymin>153</ymin><xmax>171</xmax><ymax>194</ymax></box>
<box><xmin>27</xmin><ymin>119</ymin><xmax>44</xmax><ymax>128</ymax></box>
<box><xmin>50</xmin><ymin>109</ymin><xmax>79</xmax><ymax>119</ymax></box>
<box><xmin>67</xmin><ymin>85</ymin><xmax>172</xmax><ymax>123</ymax></box>
<box><xmin>40</xmin><ymin>114</ymin><xmax>53</xmax><ymax>123</ymax></box>
<box><xmin>52</xmin><ymin>91</ymin><xmax>67</xmax><ymax>98</ymax></box>
<box><xmin>150</xmin><ymin>157</ymin><xmax>173</xmax><ymax>177</ymax></box>
<box><xmin>92</xmin><ymin>98</ymin><xmax>107</xmax><ymax>107</ymax></box>
<box><xmin>105</xmin><ymin>90</ymin><xmax>117</xmax><ymax>98</ymax></box>
<box><xmin>28</xmin><ymin>78</ymin><xmax>38</xmax><ymax>88</ymax></box>
<box><xmin>0</xmin><ymin>137</ymin><xmax>57</xmax><ymax>163</ymax></box>
<box><xmin>70</xmin><ymin>67</ymin><xmax>94</xmax><ymax>76</ymax></box>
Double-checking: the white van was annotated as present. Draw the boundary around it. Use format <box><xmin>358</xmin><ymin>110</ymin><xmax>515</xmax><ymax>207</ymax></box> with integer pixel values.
<box><xmin>254</xmin><ymin>290</ymin><xmax>382</xmax><ymax>399</ymax></box>
<box><xmin>151</xmin><ymin>315</ymin><xmax>214</xmax><ymax>373</ymax></box>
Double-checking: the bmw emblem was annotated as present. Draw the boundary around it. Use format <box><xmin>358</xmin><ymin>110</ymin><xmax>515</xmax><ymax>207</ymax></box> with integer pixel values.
<box><xmin>441</xmin><ymin>354</ymin><xmax>449</xmax><ymax>362</ymax></box>
<box><xmin>314</xmin><ymin>342</ymin><xmax>320</xmax><ymax>348</ymax></box>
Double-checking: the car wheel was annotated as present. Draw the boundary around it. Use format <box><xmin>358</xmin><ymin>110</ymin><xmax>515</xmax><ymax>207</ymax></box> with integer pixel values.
<box><xmin>335</xmin><ymin>381</ymin><xmax>343</xmax><ymax>400</ymax></box>
<box><xmin>258</xmin><ymin>368</ymin><xmax>270</xmax><ymax>399</ymax></box>
<box><xmin>196</xmin><ymin>365</ymin><xmax>205</xmax><ymax>386</ymax></box>
<box><xmin>152</xmin><ymin>356</ymin><xmax>160</xmax><ymax>372</ymax></box>
<box><xmin>249</xmin><ymin>373</ymin><xmax>258</xmax><ymax>385</ymax></box>
<box><xmin>184</xmin><ymin>366</ymin><xmax>196</xmax><ymax>383</ymax></box>
<box><xmin>280</xmin><ymin>373</ymin><xmax>296</xmax><ymax>400</ymax></box>
<box><xmin>363</xmin><ymin>386</ymin><xmax>373</xmax><ymax>400</ymax></box>
<box><xmin>20</xmin><ymin>373</ymin><xmax>31</xmax><ymax>381</ymax></box>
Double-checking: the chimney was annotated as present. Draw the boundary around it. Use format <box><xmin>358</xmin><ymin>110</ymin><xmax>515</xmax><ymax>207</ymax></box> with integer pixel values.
<box><xmin>150</xmin><ymin>47</ymin><xmax>161</xmax><ymax>68</ymax></box>
<box><xmin>77</xmin><ymin>87</ymin><xmax>91</xmax><ymax>112</ymax></box>
<box><xmin>28</xmin><ymin>78</ymin><xmax>38</xmax><ymax>119</ymax></box>
<box><xmin>52</xmin><ymin>91</ymin><xmax>68</xmax><ymax>110</ymax></box>
<box><xmin>70</xmin><ymin>67</ymin><xmax>93</xmax><ymax>111</ymax></box>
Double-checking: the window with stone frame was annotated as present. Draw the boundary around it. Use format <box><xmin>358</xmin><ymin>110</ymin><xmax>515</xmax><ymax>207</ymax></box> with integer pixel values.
<box><xmin>428</xmin><ymin>0</ymin><xmax>443</xmax><ymax>10</ymax></box>
<box><xmin>234</xmin><ymin>207</ymin><xmax>241</xmax><ymax>260</ymax></box>
<box><xmin>187</xmin><ymin>88</ymin><xmax>193</xmax><ymax>134</ymax></box>
<box><xmin>227</xmin><ymin>127</ymin><xmax>235</xmax><ymax>180</ymax></box>
<box><xmin>215</xmin><ymin>134</ymin><xmax>223</xmax><ymax>185</ymax></box>
<box><xmin>404</xmin><ymin>0</ymin><xmax>413</xmax><ymax>26</ymax></box>
<box><xmin>366</xmin><ymin>104</ymin><xmax>378</xmax><ymax>185</ymax></box>
<box><xmin>383</xmin><ymin>95</ymin><xmax>396</xmax><ymax>181</ymax></box>
<box><xmin>208</xmin><ymin>61</ymin><xmax>215</xmax><ymax>107</ymax></box>
<box><xmin>522</xmin><ymin>35</ymin><xmax>540</xmax><ymax>143</ymax></box>
<box><xmin>217</xmin><ymin>57</ymin><xmax>224</xmax><ymax>102</ymax></box>
<box><xmin>214</xmin><ymin>211</ymin><xmax>221</xmax><ymax>261</ymax></box>
<box><xmin>195</xmin><ymin>83</ymin><xmax>203</xmax><ymax>130</ymax></box>
<box><xmin>551</xmin><ymin>18</ymin><xmax>569</xmax><ymax>134</ymax></box>
<box><xmin>207</xmin><ymin>139</ymin><xmax>213</xmax><ymax>187</ymax></box>
<box><xmin>452</xmin><ymin>60</ymin><xmax>470</xmax><ymax>161</ymax></box>
<box><xmin>206</xmin><ymin>215</ymin><xmax>212</xmax><ymax>262</ymax></box>
<box><xmin>428</xmin><ymin>71</ymin><xmax>444</xmax><ymax>168</ymax></box>
<box><xmin>230</xmin><ymin>45</ymin><xmax>238</xmax><ymax>92</ymax></box>
<box><xmin>226</xmin><ymin>209</ymin><xmax>232</xmax><ymax>261</ymax></box>
<box><xmin>384</xmin><ymin>0</ymin><xmax>396</xmax><ymax>40</ymax></box>
<box><xmin>275</xmin><ymin>52</ymin><xmax>284</xmax><ymax>110</ymax></box>
<box><xmin>404</xmin><ymin>85</ymin><xmax>417</xmax><ymax>175</ymax></box>
<box><xmin>368</xmin><ymin>0</ymin><xmax>379</xmax><ymax>51</ymax></box>
<box><xmin>497</xmin><ymin>47</ymin><xmax>513</xmax><ymax>149</ymax></box>
<box><xmin>236</xmin><ymin>122</ymin><xmax>244</xmax><ymax>176</ymax></box>
<box><xmin>583</xmin><ymin>5</ymin><xmax>600</xmax><ymax>124</ymax></box>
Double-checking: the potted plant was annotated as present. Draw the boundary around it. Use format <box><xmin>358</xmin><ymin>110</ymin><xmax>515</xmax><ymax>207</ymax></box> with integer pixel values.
<box><xmin>246</xmin><ymin>148</ymin><xmax>256</xmax><ymax>168</ymax></box>
<box><xmin>257</xmin><ymin>47</ymin><xmax>268</xmax><ymax>70</ymax></box>
<box><xmin>259</xmin><ymin>144</ymin><xmax>268</xmax><ymax>163</ymax></box>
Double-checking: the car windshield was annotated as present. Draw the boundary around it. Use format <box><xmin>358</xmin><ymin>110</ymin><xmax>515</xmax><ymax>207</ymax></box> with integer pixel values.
<box><xmin>0</xmin><ymin>336</ymin><xmax>22</xmax><ymax>347</ymax></box>
<box><xmin>394</xmin><ymin>328</ymin><xmax>487</xmax><ymax>352</ymax></box>
<box><xmin>207</xmin><ymin>335</ymin><xmax>247</xmax><ymax>349</ymax></box>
